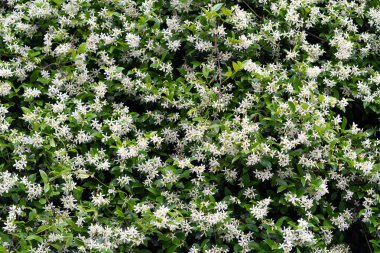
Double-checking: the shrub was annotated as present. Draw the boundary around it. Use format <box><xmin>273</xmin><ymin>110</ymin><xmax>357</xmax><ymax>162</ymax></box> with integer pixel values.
<box><xmin>0</xmin><ymin>0</ymin><xmax>379</xmax><ymax>252</ymax></box>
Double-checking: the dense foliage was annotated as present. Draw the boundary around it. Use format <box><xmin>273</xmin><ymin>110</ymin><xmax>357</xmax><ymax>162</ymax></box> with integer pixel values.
<box><xmin>0</xmin><ymin>0</ymin><xmax>380</xmax><ymax>252</ymax></box>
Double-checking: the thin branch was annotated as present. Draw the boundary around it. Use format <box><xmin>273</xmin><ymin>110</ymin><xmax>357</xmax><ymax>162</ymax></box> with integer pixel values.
<box><xmin>360</xmin><ymin>221</ymin><xmax>373</xmax><ymax>253</ymax></box>
<box><xmin>214</xmin><ymin>33</ymin><xmax>222</xmax><ymax>86</ymax></box>
<box><xmin>242</xmin><ymin>0</ymin><xmax>262</xmax><ymax>19</ymax></box>
<box><xmin>305</xmin><ymin>30</ymin><xmax>326</xmax><ymax>43</ymax></box>
<box><xmin>214</xmin><ymin>20</ymin><xmax>222</xmax><ymax>98</ymax></box>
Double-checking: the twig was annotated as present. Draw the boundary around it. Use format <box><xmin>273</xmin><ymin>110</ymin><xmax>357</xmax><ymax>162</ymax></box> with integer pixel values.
<box><xmin>305</xmin><ymin>30</ymin><xmax>326</xmax><ymax>42</ymax></box>
<box><xmin>360</xmin><ymin>221</ymin><xmax>373</xmax><ymax>253</ymax></box>
<box><xmin>93</xmin><ymin>175</ymin><xmax>112</xmax><ymax>189</ymax></box>
<box><xmin>214</xmin><ymin>33</ymin><xmax>222</xmax><ymax>86</ymax></box>
<box><xmin>242</xmin><ymin>0</ymin><xmax>262</xmax><ymax>19</ymax></box>
<box><xmin>214</xmin><ymin>21</ymin><xmax>222</xmax><ymax>98</ymax></box>
<box><xmin>38</xmin><ymin>62</ymin><xmax>60</xmax><ymax>70</ymax></box>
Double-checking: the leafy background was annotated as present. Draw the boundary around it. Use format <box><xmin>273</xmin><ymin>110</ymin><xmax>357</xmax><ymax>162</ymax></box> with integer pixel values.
<box><xmin>0</xmin><ymin>0</ymin><xmax>379</xmax><ymax>252</ymax></box>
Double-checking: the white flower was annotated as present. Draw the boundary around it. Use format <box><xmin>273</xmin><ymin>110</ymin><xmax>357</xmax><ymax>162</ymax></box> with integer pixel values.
<box><xmin>230</xmin><ymin>5</ymin><xmax>252</xmax><ymax>30</ymax></box>
<box><xmin>356</xmin><ymin>160</ymin><xmax>374</xmax><ymax>176</ymax></box>
<box><xmin>24</xmin><ymin>87</ymin><xmax>41</xmax><ymax>99</ymax></box>
<box><xmin>0</xmin><ymin>67</ymin><xmax>13</xmax><ymax>78</ymax></box>
<box><xmin>331</xmin><ymin>209</ymin><xmax>353</xmax><ymax>231</ymax></box>
<box><xmin>194</xmin><ymin>39</ymin><xmax>213</xmax><ymax>52</ymax></box>
<box><xmin>61</xmin><ymin>194</ymin><xmax>77</xmax><ymax>210</ymax></box>
<box><xmin>167</xmin><ymin>39</ymin><xmax>181</xmax><ymax>52</ymax></box>
<box><xmin>25</xmin><ymin>182</ymin><xmax>43</xmax><ymax>200</ymax></box>
<box><xmin>125</xmin><ymin>33</ymin><xmax>141</xmax><ymax>48</ymax></box>
<box><xmin>0</xmin><ymin>171</ymin><xmax>18</xmax><ymax>195</ymax></box>
<box><xmin>54</xmin><ymin>43</ymin><xmax>73</xmax><ymax>56</ymax></box>
<box><xmin>243</xmin><ymin>59</ymin><xmax>263</xmax><ymax>74</ymax></box>
<box><xmin>3</xmin><ymin>220</ymin><xmax>16</xmax><ymax>233</ymax></box>
<box><xmin>306</xmin><ymin>66</ymin><xmax>322</xmax><ymax>79</ymax></box>
<box><xmin>0</xmin><ymin>82</ymin><xmax>12</xmax><ymax>96</ymax></box>
<box><xmin>91</xmin><ymin>192</ymin><xmax>110</xmax><ymax>207</ymax></box>
<box><xmin>331</xmin><ymin>32</ymin><xmax>354</xmax><ymax>60</ymax></box>
<box><xmin>368</xmin><ymin>7</ymin><xmax>380</xmax><ymax>29</ymax></box>
<box><xmin>250</xmin><ymin>198</ymin><xmax>271</xmax><ymax>220</ymax></box>
<box><xmin>254</xmin><ymin>169</ymin><xmax>273</xmax><ymax>181</ymax></box>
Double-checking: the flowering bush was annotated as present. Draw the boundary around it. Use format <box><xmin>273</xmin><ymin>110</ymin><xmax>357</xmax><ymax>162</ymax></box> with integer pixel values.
<box><xmin>0</xmin><ymin>0</ymin><xmax>380</xmax><ymax>252</ymax></box>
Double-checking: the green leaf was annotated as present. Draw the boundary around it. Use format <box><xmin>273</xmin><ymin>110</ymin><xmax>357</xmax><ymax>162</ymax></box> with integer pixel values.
<box><xmin>232</xmin><ymin>61</ymin><xmax>243</xmax><ymax>72</ymax></box>
<box><xmin>288</xmin><ymin>101</ymin><xmax>296</xmax><ymax>113</ymax></box>
<box><xmin>201</xmin><ymin>239</ymin><xmax>210</xmax><ymax>249</ymax></box>
<box><xmin>277</xmin><ymin>185</ymin><xmax>288</xmax><ymax>193</ymax></box>
<box><xmin>40</xmin><ymin>170</ymin><xmax>50</xmax><ymax>193</ymax></box>
<box><xmin>21</xmin><ymin>107</ymin><xmax>31</xmax><ymax>114</ymax></box>
<box><xmin>30</xmin><ymin>70</ymin><xmax>40</xmax><ymax>82</ymax></box>
<box><xmin>167</xmin><ymin>246</ymin><xmax>178</xmax><ymax>253</ymax></box>
<box><xmin>275</xmin><ymin>216</ymin><xmax>289</xmax><ymax>228</ymax></box>
<box><xmin>37</xmin><ymin>224</ymin><xmax>51</xmax><ymax>234</ymax></box>
<box><xmin>212</xmin><ymin>3</ymin><xmax>224</xmax><ymax>12</ymax></box>
<box><xmin>202</xmin><ymin>67</ymin><xmax>210</xmax><ymax>78</ymax></box>
<box><xmin>221</xmin><ymin>8</ymin><xmax>232</xmax><ymax>16</ymax></box>
<box><xmin>341</xmin><ymin>116</ymin><xmax>347</xmax><ymax>130</ymax></box>
<box><xmin>232</xmin><ymin>154</ymin><xmax>241</xmax><ymax>164</ymax></box>
<box><xmin>260</xmin><ymin>158</ymin><xmax>271</xmax><ymax>168</ymax></box>
<box><xmin>37</xmin><ymin>77</ymin><xmax>50</xmax><ymax>84</ymax></box>
<box><xmin>301</xmin><ymin>177</ymin><xmax>306</xmax><ymax>187</ymax></box>
<box><xmin>225</xmin><ymin>69</ymin><xmax>233</xmax><ymax>77</ymax></box>
<box><xmin>77</xmin><ymin>43</ymin><xmax>86</xmax><ymax>53</ymax></box>
<box><xmin>51</xmin><ymin>244</ymin><xmax>63</xmax><ymax>250</ymax></box>
<box><xmin>265</xmin><ymin>239</ymin><xmax>277</xmax><ymax>249</ymax></box>
<box><xmin>234</xmin><ymin>244</ymin><xmax>242</xmax><ymax>252</ymax></box>
<box><xmin>276</xmin><ymin>178</ymin><xmax>288</xmax><ymax>187</ymax></box>
<box><xmin>39</xmin><ymin>170</ymin><xmax>48</xmax><ymax>185</ymax></box>
<box><xmin>147</xmin><ymin>187</ymin><xmax>160</xmax><ymax>195</ymax></box>
<box><xmin>210</xmin><ymin>124</ymin><xmax>220</xmax><ymax>133</ymax></box>
<box><xmin>356</xmin><ymin>18</ymin><xmax>363</xmax><ymax>26</ymax></box>
<box><xmin>26</xmin><ymin>235</ymin><xmax>43</xmax><ymax>243</ymax></box>
<box><xmin>115</xmin><ymin>207</ymin><xmax>125</xmax><ymax>218</ymax></box>
<box><xmin>29</xmin><ymin>50</ymin><xmax>41</xmax><ymax>57</ymax></box>
<box><xmin>49</xmin><ymin>138</ymin><xmax>56</xmax><ymax>147</ymax></box>
<box><xmin>318</xmin><ymin>94</ymin><xmax>324</xmax><ymax>103</ymax></box>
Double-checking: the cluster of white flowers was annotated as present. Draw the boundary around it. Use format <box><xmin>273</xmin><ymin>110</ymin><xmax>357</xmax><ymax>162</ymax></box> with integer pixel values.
<box><xmin>81</xmin><ymin>223</ymin><xmax>144</xmax><ymax>251</ymax></box>
<box><xmin>280</xmin><ymin>219</ymin><xmax>317</xmax><ymax>253</ymax></box>
<box><xmin>0</xmin><ymin>0</ymin><xmax>379</xmax><ymax>252</ymax></box>
<box><xmin>3</xmin><ymin>205</ymin><xmax>22</xmax><ymax>233</ymax></box>
<box><xmin>250</xmin><ymin>198</ymin><xmax>271</xmax><ymax>220</ymax></box>
<box><xmin>331</xmin><ymin>209</ymin><xmax>354</xmax><ymax>231</ymax></box>
<box><xmin>0</xmin><ymin>171</ymin><xmax>18</xmax><ymax>195</ymax></box>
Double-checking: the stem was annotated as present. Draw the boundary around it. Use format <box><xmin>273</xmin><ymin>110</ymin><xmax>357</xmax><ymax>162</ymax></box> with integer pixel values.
<box><xmin>214</xmin><ymin>25</ymin><xmax>222</xmax><ymax>98</ymax></box>
<box><xmin>93</xmin><ymin>175</ymin><xmax>111</xmax><ymax>189</ymax></box>
<box><xmin>214</xmin><ymin>37</ymin><xmax>222</xmax><ymax>84</ymax></box>
<box><xmin>242</xmin><ymin>0</ymin><xmax>262</xmax><ymax>19</ymax></box>
<box><xmin>305</xmin><ymin>30</ymin><xmax>325</xmax><ymax>42</ymax></box>
<box><xmin>360</xmin><ymin>221</ymin><xmax>373</xmax><ymax>253</ymax></box>
<box><xmin>220</xmin><ymin>72</ymin><xmax>236</xmax><ymax>86</ymax></box>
